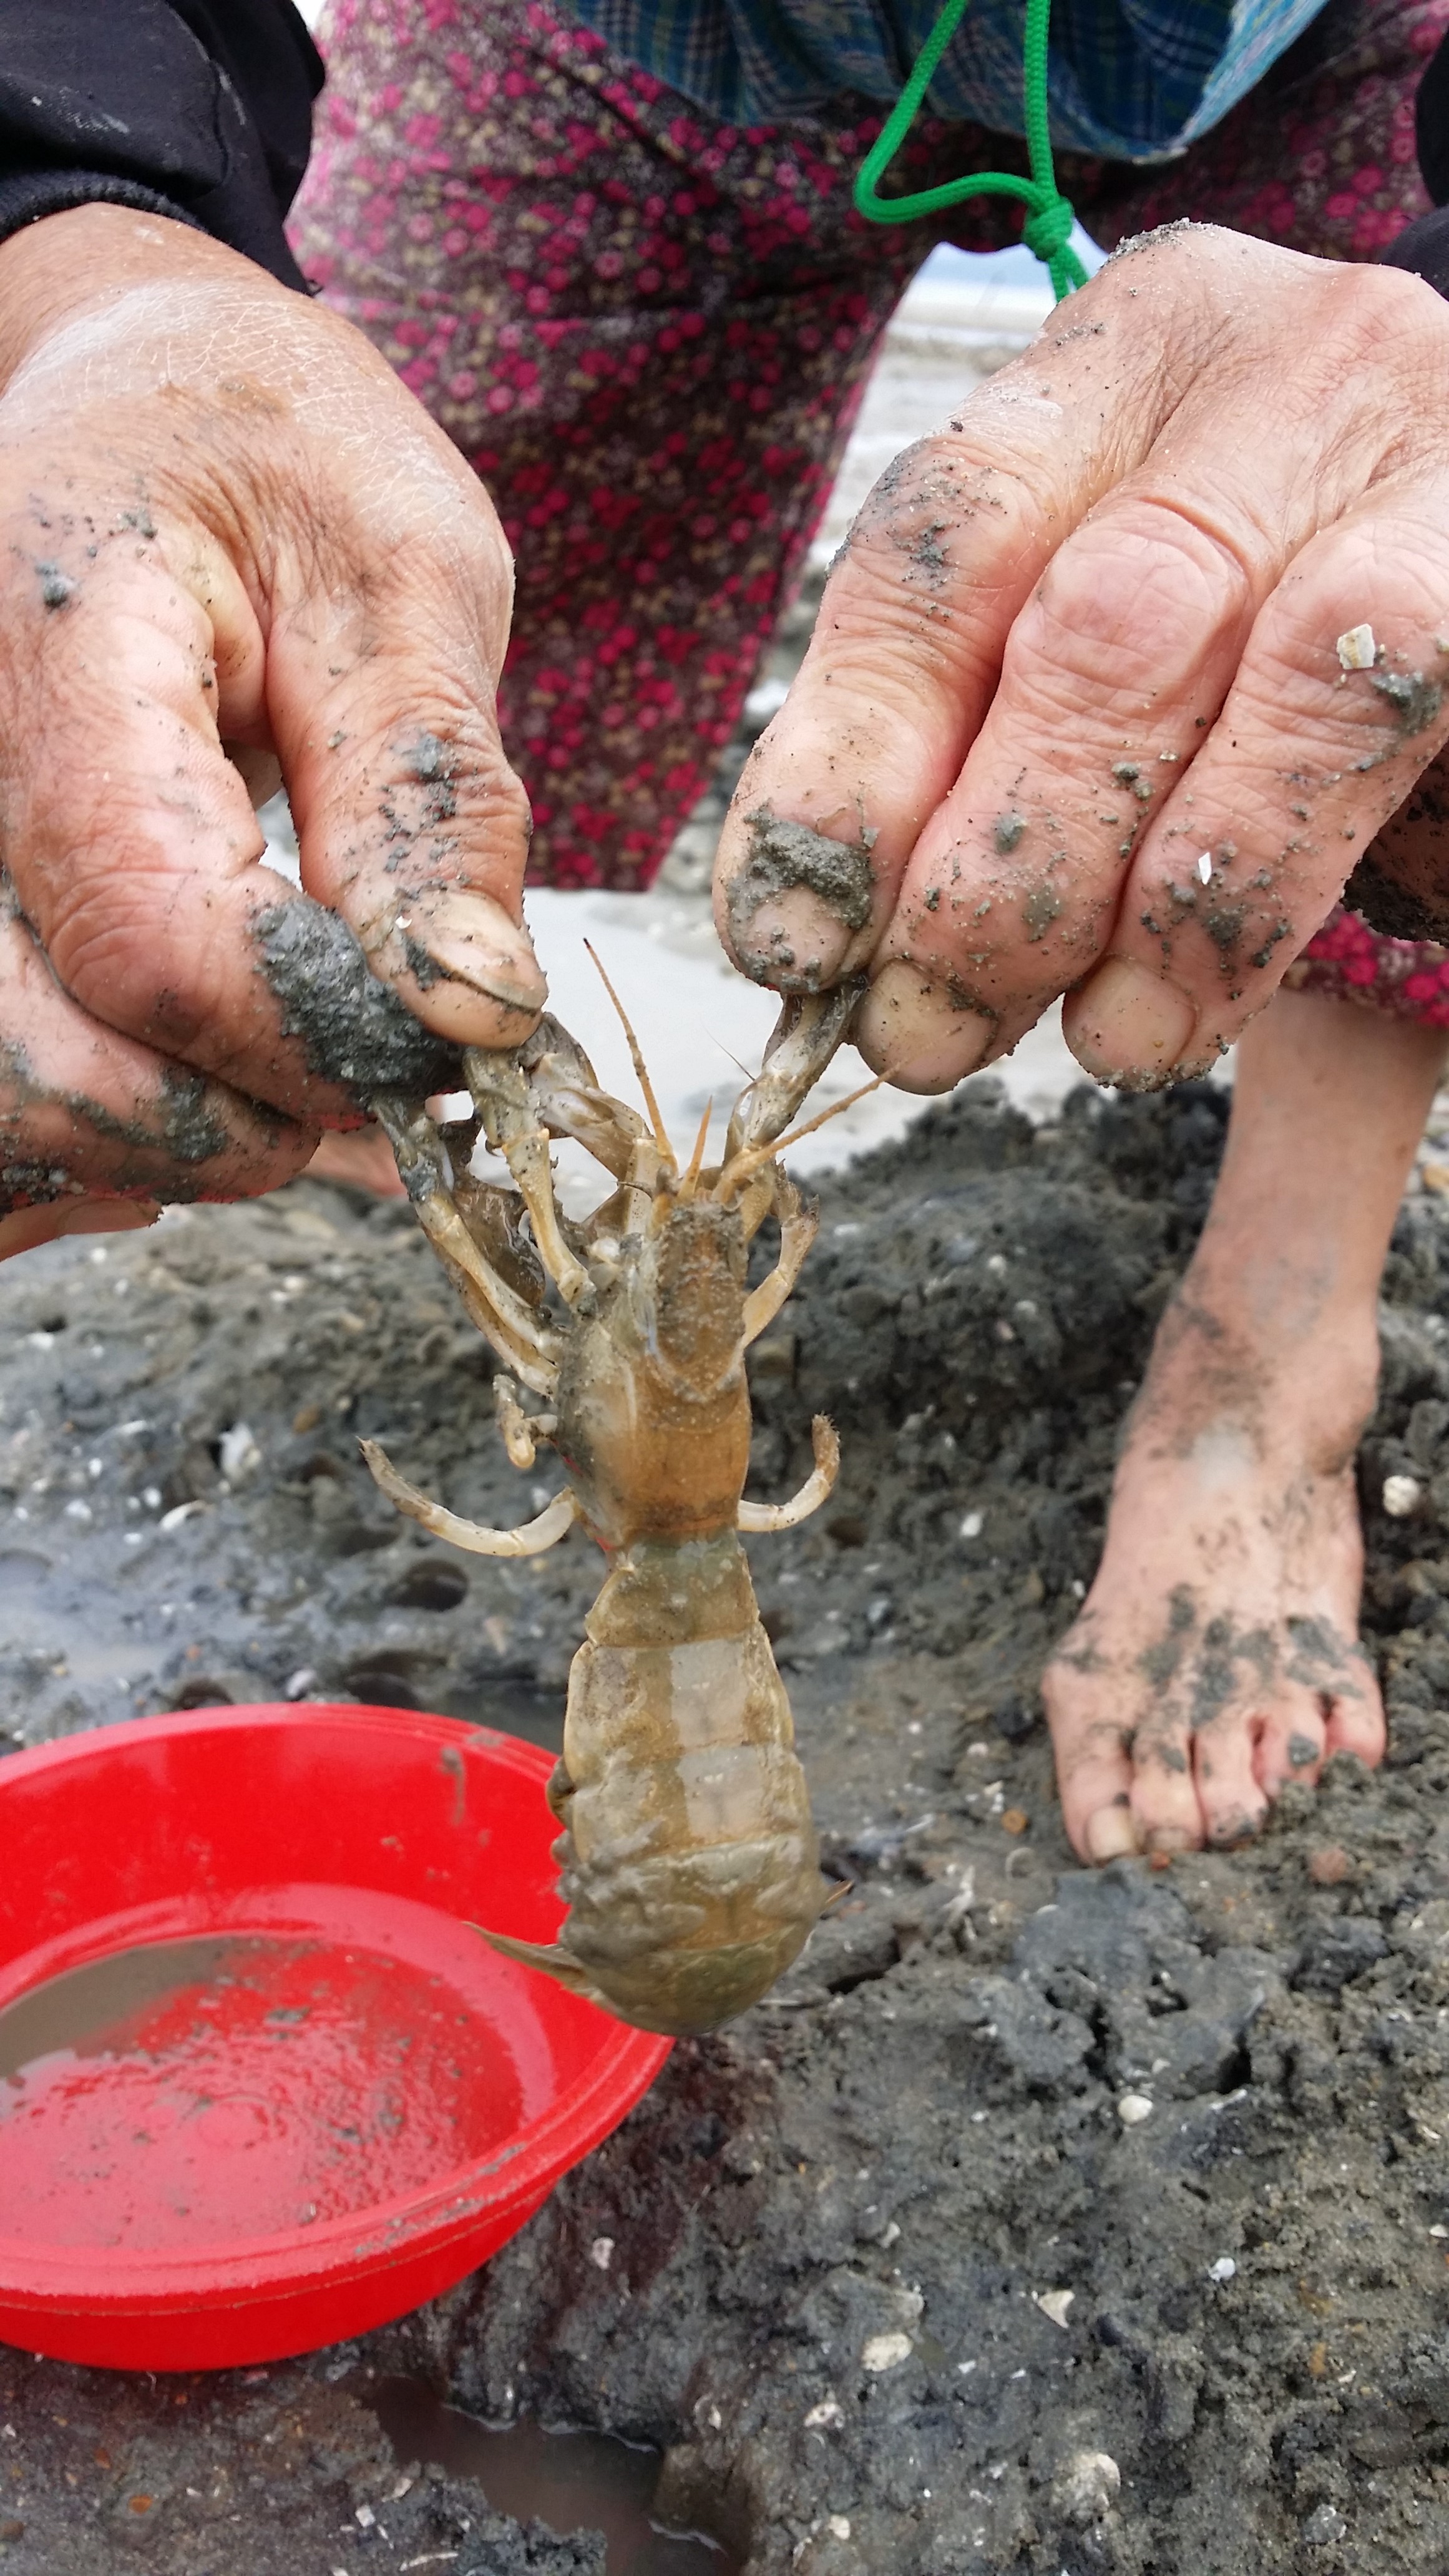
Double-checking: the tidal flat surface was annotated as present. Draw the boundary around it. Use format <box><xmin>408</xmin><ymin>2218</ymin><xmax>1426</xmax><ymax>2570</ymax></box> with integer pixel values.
<box><xmin>1</xmin><ymin>1083</ymin><xmax>1448</xmax><ymax>2570</ymax></box>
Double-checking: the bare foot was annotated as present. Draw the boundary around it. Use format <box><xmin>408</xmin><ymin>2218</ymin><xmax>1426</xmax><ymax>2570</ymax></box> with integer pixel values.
<box><xmin>1040</xmin><ymin>979</ymin><xmax>1449</xmax><ymax>1861</ymax></box>
<box><xmin>1043</xmin><ymin>1290</ymin><xmax>1387</xmax><ymax>1859</ymax></box>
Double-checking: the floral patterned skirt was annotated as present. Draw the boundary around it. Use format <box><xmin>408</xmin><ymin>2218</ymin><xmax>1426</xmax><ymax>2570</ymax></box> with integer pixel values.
<box><xmin>290</xmin><ymin>0</ymin><xmax>1449</xmax><ymax>1018</ymax></box>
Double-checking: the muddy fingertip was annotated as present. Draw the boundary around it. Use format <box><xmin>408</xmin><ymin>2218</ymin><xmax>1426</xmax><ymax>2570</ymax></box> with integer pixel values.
<box><xmin>1063</xmin><ymin>958</ymin><xmax>1199</xmax><ymax>1088</ymax></box>
<box><xmin>716</xmin><ymin>804</ymin><xmax>877</xmax><ymax>989</ymax></box>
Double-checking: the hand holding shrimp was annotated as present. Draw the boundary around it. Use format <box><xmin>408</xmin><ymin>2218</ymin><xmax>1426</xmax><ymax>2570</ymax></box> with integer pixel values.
<box><xmin>362</xmin><ymin>980</ymin><xmax>867</xmax><ymax>2037</ymax></box>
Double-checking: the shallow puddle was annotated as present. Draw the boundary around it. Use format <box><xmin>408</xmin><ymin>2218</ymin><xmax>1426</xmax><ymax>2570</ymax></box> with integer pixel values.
<box><xmin>366</xmin><ymin>2375</ymin><xmax>737</xmax><ymax>2575</ymax></box>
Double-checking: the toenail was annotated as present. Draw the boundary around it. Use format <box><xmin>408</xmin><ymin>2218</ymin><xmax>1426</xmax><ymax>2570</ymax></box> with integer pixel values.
<box><xmin>1085</xmin><ymin>1805</ymin><xmax>1141</xmax><ymax>1863</ymax></box>
<box><xmin>1286</xmin><ymin>1732</ymin><xmax>1319</xmax><ymax>1770</ymax></box>
<box><xmin>1144</xmin><ymin>1825</ymin><xmax>1196</xmax><ymax>1856</ymax></box>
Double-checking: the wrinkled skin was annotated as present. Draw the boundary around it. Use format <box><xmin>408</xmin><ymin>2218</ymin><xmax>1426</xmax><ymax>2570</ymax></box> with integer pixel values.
<box><xmin>714</xmin><ymin>224</ymin><xmax>1449</xmax><ymax>1093</ymax></box>
<box><xmin>0</xmin><ymin>203</ymin><xmax>543</xmax><ymax>1260</ymax></box>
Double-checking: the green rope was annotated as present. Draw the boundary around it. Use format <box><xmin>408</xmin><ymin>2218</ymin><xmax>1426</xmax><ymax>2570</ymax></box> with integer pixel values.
<box><xmin>852</xmin><ymin>0</ymin><xmax>1088</xmax><ymax>303</ymax></box>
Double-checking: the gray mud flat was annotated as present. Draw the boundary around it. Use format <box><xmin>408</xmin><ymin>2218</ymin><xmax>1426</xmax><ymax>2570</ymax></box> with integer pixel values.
<box><xmin>2</xmin><ymin>1084</ymin><xmax>1449</xmax><ymax>2573</ymax></box>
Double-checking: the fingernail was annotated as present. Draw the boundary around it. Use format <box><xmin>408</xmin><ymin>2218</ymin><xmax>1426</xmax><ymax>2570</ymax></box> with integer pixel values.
<box><xmin>733</xmin><ymin>887</ymin><xmax>854</xmax><ymax>990</ymax></box>
<box><xmin>855</xmin><ymin>961</ymin><xmax>995</xmax><ymax>1093</ymax></box>
<box><xmin>1085</xmin><ymin>1805</ymin><xmax>1143</xmax><ymax>1863</ymax></box>
<box><xmin>409</xmin><ymin>889</ymin><xmax>547</xmax><ymax>1014</ymax></box>
<box><xmin>1066</xmin><ymin>959</ymin><xmax>1197</xmax><ymax>1086</ymax></box>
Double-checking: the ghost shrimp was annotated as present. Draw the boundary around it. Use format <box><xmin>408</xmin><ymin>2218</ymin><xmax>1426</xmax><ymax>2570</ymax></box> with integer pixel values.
<box><xmin>363</xmin><ymin>980</ymin><xmax>864</xmax><ymax>2038</ymax></box>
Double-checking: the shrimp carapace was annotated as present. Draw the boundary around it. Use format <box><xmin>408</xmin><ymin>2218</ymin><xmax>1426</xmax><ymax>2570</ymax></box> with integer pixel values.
<box><xmin>364</xmin><ymin>987</ymin><xmax>854</xmax><ymax>2037</ymax></box>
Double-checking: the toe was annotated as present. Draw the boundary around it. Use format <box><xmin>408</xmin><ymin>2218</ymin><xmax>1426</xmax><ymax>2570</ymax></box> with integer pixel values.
<box><xmin>1255</xmin><ymin>1695</ymin><xmax>1327</xmax><ymax>1800</ymax></box>
<box><xmin>1193</xmin><ymin>1710</ymin><xmax>1269</xmax><ymax>1847</ymax></box>
<box><xmin>1323</xmin><ymin>1667</ymin><xmax>1387</xmax><ymax>1769</ymax></box>
<box><xmin>1129</xmin><ymin>1715</ymin><xmax>1204</xmax><ymax>1855</ymax></box>
<box><xmin>1043</xmin><ymin>1642</ymin><xmax>1141</xmax><ymax>1862</ymax></box>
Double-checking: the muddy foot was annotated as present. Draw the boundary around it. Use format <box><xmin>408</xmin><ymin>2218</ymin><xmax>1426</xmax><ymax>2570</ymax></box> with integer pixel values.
<box><xmin>1043</xmin><ymin>1295</ymin><xmax>1387</xmax><ymax>1859</ymax></box>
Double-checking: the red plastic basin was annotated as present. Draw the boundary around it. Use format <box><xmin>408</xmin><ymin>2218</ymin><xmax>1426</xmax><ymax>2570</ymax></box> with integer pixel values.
<box><xmin>0</xmin><ymin>1705</ymin><xmax>669</xmax><ymax>2371</ymax></box>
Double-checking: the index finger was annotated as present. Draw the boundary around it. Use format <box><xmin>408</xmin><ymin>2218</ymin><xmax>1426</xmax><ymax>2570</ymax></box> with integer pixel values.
<box><xmin>711</xmin><ymin>241</ymin><xmax>1208</xmax><ymax>994</ymax></box>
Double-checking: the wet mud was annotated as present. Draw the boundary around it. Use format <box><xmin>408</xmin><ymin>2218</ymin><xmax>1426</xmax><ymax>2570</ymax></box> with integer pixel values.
<box><xmin>724</xmin><ymin>810</ymin><xmax>876</xmax><ymax>987</ymax></box>
<box><xmin>2</xmin><ymin>1080</ymin><xmax>1449</xmax><ymax>2569</ymax></box>
<box><xmin>252</xmin><ymin>896</ymin><xmax>461</xmax><ymax>1098</ymax></box>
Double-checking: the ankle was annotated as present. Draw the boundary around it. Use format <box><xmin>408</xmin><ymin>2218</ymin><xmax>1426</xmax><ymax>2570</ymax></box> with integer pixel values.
<box><xmin>1138</xmin><ymin>1274</ymin><xmax>1380</xmax><ymax>1468</ymax></box>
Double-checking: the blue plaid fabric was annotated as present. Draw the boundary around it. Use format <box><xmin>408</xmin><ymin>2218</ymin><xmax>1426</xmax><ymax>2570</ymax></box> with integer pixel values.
<box><xmin>564</xmin><ymin>0</ymin><xmax>1329</xmax><ymax>159</ymax></box>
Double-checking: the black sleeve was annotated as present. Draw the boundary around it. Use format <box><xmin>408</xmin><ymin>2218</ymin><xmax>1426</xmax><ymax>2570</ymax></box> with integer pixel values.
<box><xmin>0</xmin><ymin>0</ymin><xmax>323</xmax><ymax>293</ymax></box>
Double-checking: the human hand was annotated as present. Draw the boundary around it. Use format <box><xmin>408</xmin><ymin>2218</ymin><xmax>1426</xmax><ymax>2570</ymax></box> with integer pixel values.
<box><xmin>713</xmin><ymin>225</ymin><xmax>1449</xmax><ymax>1090</ymax></box>
<box><xmin>0</xmin><ymin>205</ymin><xmax>542</xmax><ymax>1260</ymax></box>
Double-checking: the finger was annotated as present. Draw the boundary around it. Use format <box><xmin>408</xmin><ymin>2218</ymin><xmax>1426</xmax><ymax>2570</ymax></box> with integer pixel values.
<box><xmin>263</xmin><ymin>428</ymin><xmax>546</xmax><ymax>1055</ymax></box>
<box><xmin>0</xmin><ymin>1200</ymin><xmax>159</xmax><ymax>1264</ymax></box>
<box><xmin>852</xmin><ymin>492</ymin><xmax>1256</xmax><ymax>1089</ymax></box>
<box><xmin>0</xmin><ymin>886</ymin><xmax>313</xmax><ymax>1222</ymax></box>
<box><xmin>711</xmin><ymin>273</ymin><xmax>1183</xmax><ymax>997</ymax></box>
<box><xmin>0</xmin><ymin>511</ymin><xmax>396</xmax><ymax>1121</ymax></box>
<box><xmin>1064</xmin><ymin>507</ymin><xmax>1449</xmax><ymax>1084</ymax></box>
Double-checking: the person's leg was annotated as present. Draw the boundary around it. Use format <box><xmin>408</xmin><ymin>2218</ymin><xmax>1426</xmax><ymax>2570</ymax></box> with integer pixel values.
<box><xmin>1045</xmin><ymin>982</ymin><xmax>1447</xmax><ymax>1860</ymax></box>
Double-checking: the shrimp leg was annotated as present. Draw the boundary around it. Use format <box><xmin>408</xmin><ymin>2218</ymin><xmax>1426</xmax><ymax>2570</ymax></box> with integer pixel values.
<box><xmin>494</xmin><ymin>1374</ymin><xmax>556</xmax><ymax>1470</ymax></box>
<box><xmin>464</xmin><ymin>1044</ymin><xmax>593</xmax><ymax>1310</ymax></box>
<box><xmin>742</xmin><ymin>1166</ymin><xmax>818</xmax><ymax>1347</ymax></box>
<box><xmin>738</xmin><ymin>1415</ymin><xmax>839</xmax><ymax>1532</ymax></box>
<box><xmin>373</xmin><ymin>1093</ymin><xmax>562</xmax><ymax>1397</ymax></box>
<box><xmin>360</xmin><ymin>1439</ymin><xmax>578</xmax><ymax>1556</ymax></box>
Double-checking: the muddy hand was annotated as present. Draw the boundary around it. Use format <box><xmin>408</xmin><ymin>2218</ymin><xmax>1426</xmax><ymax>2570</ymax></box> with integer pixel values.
<box><xmin>0</xmin><ymin>205</ymin><xmax>544</xmax><ymax>1259</ymax></box>
<box><xmin>714</xmin><ymin>224</ymin><xmax>1449</xmax><ymax>1092</ymax></box>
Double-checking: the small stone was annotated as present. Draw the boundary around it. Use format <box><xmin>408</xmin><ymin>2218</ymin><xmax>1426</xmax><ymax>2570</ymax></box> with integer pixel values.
<box><xmin>1196</xmin><ymin>851</ymin><xmax>1212</xmax><ymax>884</ymax></box>
<box><xmin>589</xmin><ymin>2235</ymin><xmax>615</xmax><ymax>2271</ymax></box>
<box><xmin>354</xmin><ymin>2503</ymin><xmax>376</xmax><ymax>2529</ymax></box>
<box><xmin>826</xmin><ymin>2517</ymin><xmax>852</xmax><ymax>2541</ymax></box>
<box><xmin>1308</xmin><ymin>1845</ymin><xmax>1352</xmax><ymax>1886</ymax></box>
<box><xmin>1382</xmin><ymin>1473</ymin><xmax>1421</xmax><ymax>1518</ymax></box>
<box><xmin>1051</xmin><ymin>2449</ymin><xmax>1121</xmax><ymax>2526</ymax></box>
<box><xmin>1337</xmin><ymin>623</ymin><xmax>1377</xmax><ymax>670</ymax></box>
<box><xmin>1034</xmin><ymin>2289</ymin><xmax>1075</xmax><ymax>2330</ymax></box>
<box><xmin>219</xmin><ymin>1421</ymin><xmax>261</xmax><ymax>1485</ymax></box>
<box><xmin>1302</xmin><ymin>2502</ymin><xmax>1348</xmax><ymax>2545</ymax></box>
<box><xmin>1422</xmin><ymin>1162</ymin><xmax>1449</xmax><ymax>1196</ymax></box>
<box><xmin>861</xmin><ymin>2331</ymin><xmax>912</xmax><ymax>2373</ymax></box>
<box><xmin>960</xmin><ymin>1511</ymin><xmax>983</xmax><ymax>1539</ymax></box>
<box><xmin>1002</xmin><ymin>1808</ymin><xmax>1029</xmax><ymax>1837</ymax></box>
<box><xmin>804</xmin><ymin>2399</ymin><xmax>844</xmax><ymax>2430</ymax></box>
<box><xmin>1206</xmin><ymin>2256</ymin><xmax>1237</xmax><ymax>2284</ymax></box>
<box><xmin>1116</xmin><ymin>2092</ymin><xmax>1153</xmax><ymax>2125</ymax></box>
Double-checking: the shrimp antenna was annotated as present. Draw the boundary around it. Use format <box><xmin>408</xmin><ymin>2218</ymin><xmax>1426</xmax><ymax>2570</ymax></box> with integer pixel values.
<box><xmin>676</xmin><ymin>1094</ymin><xmax>715</xmax><ymax>1201</ymax></box>
<box><xmin>714</xmin><ymin>1070</ymin><xmax>887</xmax><ymax>1203</ymax></box>
<box><xmin>585</xmin><ymin>940</ymin><xmax>675</xmax><ymax>1169</ymax></box>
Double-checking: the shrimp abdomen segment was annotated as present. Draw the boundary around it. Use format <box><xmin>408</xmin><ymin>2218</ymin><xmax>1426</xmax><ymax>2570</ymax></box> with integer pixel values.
<box><xmin>500</xmin><ymin>1532</ymin><xmax>830</xmax><ymax>2036</ymax></box>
